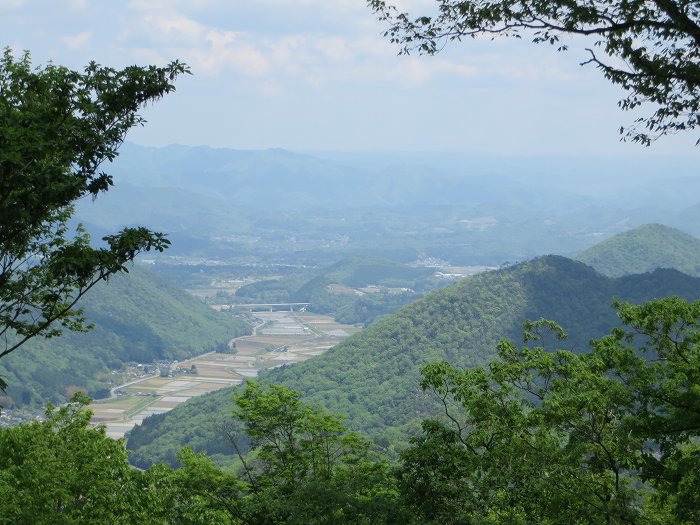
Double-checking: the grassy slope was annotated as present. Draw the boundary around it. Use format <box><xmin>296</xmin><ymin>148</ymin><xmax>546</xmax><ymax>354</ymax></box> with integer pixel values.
<box><xmin>0</xmin><ymin>265</ymin><xmax>249</xmax><ymax>408</ymax></box>
<box><xmin>576</xmin><ymin>224</ymin><xmax>700</xmax><ymax>277</ymax></box>
<box><xmin>126</xmin><ymin>256</ymin><xmax>700</xmax><ymax>467</ymax></box>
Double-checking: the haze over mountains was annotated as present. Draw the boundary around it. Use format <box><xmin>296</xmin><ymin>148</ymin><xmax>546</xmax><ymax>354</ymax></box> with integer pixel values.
<box><xmin>18</xmin><ymin>139</ymin><xmax>700</xmax><ymax>474</ymax></box>
<box><xmin>127</xmin><ymin>225</ymin><xmax>700</xmax><ymax>467</ymax></box>
<box><xmin>76</xmin><ymin>144</ymin><xmax>700</xmax><ymax>266</ymax></box>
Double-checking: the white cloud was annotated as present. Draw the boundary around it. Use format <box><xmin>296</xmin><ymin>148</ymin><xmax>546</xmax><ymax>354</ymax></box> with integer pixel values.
<box><xmin>259</xmin><ymin>81</ymin><xmax>283</xmax><ymax>97</ymax></box>
<box><xmin>60</xmin><ymin>31</ymin><xmax>92</xmax><ymax>50</ymax></box>
<box><xmin>268</xmin><ymin>36</ymin><xmax>306</xmax><ymax>70</ymax></box>
<box><xmin>138</xmin><ymin>13</ymin><xmax>207</xmax><ymax>44</ymax></box>
<box><xmin>384</xmin><ymin>0</ymin><xmax>439</xmax><ymax>14</ymax></box>
<box><xmin>181</xmin><ymin>30</ymin><xmax>270</xmax><ymax>76</ymax></box>
<box><xmin>341</xmin><ymin>55</ymin><xmax>475</xmax><ymax>87</ymax></box>
<box><xmin>0</xmin><ymin>0</ymin><xmax>26</xmax><ymax>10</ymax></box>
<box><xmin>400</xmin><ymin>57</ymin><xmax>432</xmax><ymax>84</ymax></box>
<box><xmin>123</xmin><ymin>2</ymin><xmax>272</xmax><ymax>75</ymax></box>
<box><xmin>126</xmin><ymin>47</ymin><xmax>168</xmax><ymax>66</ymax></box>
<box><xmin>254</xmin><ymin>0</ymin><xmax>359</xmax><ymax>9</ymax></box>
<box><xmin>128</xmin><ymin>0</ymin><xmax>214</xmax><ymax>9</ymax></box>
<box><xmin>68</xmin><ymin>0</ymin><xmax>89</xmax><ymax>10</ymax></box>
<box><xmin>127</xmin><ymin>0</ymin><xmax>174</xmax><ymax>11</ymax></box>
<box><xmin>314</xmin><ymin>37</ymin><xmax>354</xmax><ymax>62</ymax></box>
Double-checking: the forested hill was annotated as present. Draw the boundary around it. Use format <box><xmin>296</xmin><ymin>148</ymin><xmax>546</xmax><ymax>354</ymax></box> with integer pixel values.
<box><xmin>0</xmin><ymin>266</ymin><xmax>249</xmax><ymax>409</ymax></box>
<box><xmin>126</xmin><ymin>256</ymin><xmax>700</xmax><ymax>467</ymax></box>
<box><xmin>576</xmin><ymin>223</ymin><xmax>700</xmax><ymax>277</ymax></box>
<box><xmin>235</xmin><ymin>256</ymin><xmax>438</xmax><ymax>325</ymax></box>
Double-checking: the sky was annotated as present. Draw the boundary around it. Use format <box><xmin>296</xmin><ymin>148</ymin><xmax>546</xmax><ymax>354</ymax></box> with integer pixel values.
<box><xmin>1</xmin><ymin>0</ymin><xmax>698</xmax><ymax>156</ymax></box>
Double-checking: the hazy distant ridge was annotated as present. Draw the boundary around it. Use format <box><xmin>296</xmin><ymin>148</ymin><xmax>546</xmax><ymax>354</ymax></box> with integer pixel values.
<box><xmin>75</xmin><ymin>144</ymin><xmax>700</xmax><ymax>265</ymax></box>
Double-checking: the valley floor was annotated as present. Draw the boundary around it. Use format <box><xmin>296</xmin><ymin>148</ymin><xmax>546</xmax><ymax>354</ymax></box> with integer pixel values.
<box><xmin>88</xmin><ymin>311</ymin><xmax>361</xmax><ymax>438</ymax></box>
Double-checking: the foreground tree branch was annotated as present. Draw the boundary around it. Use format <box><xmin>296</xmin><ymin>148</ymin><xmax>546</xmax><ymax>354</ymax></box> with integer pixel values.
<box><xmin>368</xmin><ymin>0</ymin><xmax>700</xmax><ymax>145</ymax></box>
<box><xmin>0</xmin><ymin>50</ymin><xmax>189</xmax><ymax>386</ymax></box>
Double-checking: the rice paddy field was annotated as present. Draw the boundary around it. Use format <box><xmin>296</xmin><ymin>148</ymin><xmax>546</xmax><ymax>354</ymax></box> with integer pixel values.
<box><xmin>90</xmin><ymin>311</ymin><xmax>361</xmax><ymax>438</ymax></box>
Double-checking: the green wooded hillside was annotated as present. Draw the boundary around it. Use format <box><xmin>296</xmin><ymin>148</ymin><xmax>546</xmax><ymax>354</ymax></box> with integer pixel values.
<box><xmin>0</xmin><ymin>265</ymin><xmax>249</xmax><ymax>408</ymax></box>
<box><xmin>126</xmin><ymin>256</ymin><xmax>700</xmax><ymax>467</ymax></box>
<box><xmin>576</xmin><ymin>223</ymin><xmax>700</xmax><ymax>277</ymax></box>
<box><xmin>235</xmin><ymin>256</ymin><xmax>439</xmax><ymax>325</ymax></box>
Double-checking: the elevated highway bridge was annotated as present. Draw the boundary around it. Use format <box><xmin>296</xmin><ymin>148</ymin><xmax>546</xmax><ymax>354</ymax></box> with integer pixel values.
<box><xmin>212</xmin><ymin>303</ymin><xmax>311</xmax><ymax>312</ymax></box>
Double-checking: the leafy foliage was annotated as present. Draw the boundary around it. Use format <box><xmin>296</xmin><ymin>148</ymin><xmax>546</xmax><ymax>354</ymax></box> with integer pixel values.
<box><xmin>400</xmin><ymin>297</ymin><xmax>700</xmax><ymax>524</ymax></box>
<box><xmin>0</xmin><ymin>393</ymin><xmax>142</xmax><ymax>524</ymax></box>
<box><xmin>0</xmin><ymin>395</ymin><xmax>244</xmax><ymax>524</ymax></box>
<box><xmin>222</xmin><ymin>381</ymin><xmax>402</xmax><ymax>524</ymax></box>
<box><xmin>577</xmin><ymin>223</ymin><xmax>700</xmax><ymax>277</ymax></box>
<box><xmin>127</xmin><ymin>256</ymin><xmax>700</xmax><ymax>465</ymax></box>
<box><xmin>369</xmin><ymin>0</ymin><xmax>700</xmax><ymax>145</ymax></box>
<box><xmin>6</xmin><ymin>298</ymin><xmax>700</xmax><ymax>523</ymax></box>
<box><xmin>95</xmin><ymin>383</ymin><xmax>404</xmax><ymax>524</ymax></box>
<box><xmin>0</xmin><ymin>266</ymin><xmax>249</xmax><ymax>408</ymax></box>
<box><xmin>0</xmin><ymin>50</ymin><xmax>188</xmax><ymax>381</ymax></box>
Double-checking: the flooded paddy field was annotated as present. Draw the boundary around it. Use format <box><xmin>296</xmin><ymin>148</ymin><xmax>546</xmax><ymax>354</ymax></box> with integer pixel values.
<box><xmin>90</xmin><ymin>311</ymin><xmax>361</xmax><ymax>439</ymax></box>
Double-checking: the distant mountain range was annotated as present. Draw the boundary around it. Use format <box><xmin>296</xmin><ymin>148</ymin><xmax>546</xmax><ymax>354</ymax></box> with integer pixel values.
<box><xmin>106</xmin><ymin>144</ymin><xmax>700</xmax><ymax>213</ymax></box>
<box><xmin>127</xmin><ymin>246</ymin><xmax>700</xmax><ymax>467</ymax></box>
<box><xmin>0</xmin><ymin>266</ymin><xmax>249</xmax><ymax>409</ymax></box>
<box><xmin>74</xmin><ymin>144</ymin><xmax>700</xmax><ymax>265</ymax></box>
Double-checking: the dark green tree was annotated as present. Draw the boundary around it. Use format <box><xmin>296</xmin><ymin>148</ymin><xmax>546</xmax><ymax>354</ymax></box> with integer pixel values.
<box><xmin>0</xmin><ymin>50</ymin><xmax>188</xmax><ymax>383</ymax></box>
<box><xmin>0</xmin><ymin>393</ymin><xmax>146</xmax><ymax>524</ymax></box>
<box><xmin>226</xmin><ymin>381</ymin><xmax>403</xmax><ymax>524</ymax></box>
<box><xmin>399</xmin><ymin>298</ymin><xmax>700</xmax><ymax>524</ymax></box>
<box><xmin>0</xmin><ymin>393</ymin><xmax>245</xmax><ymax>524</ymax></box>
<box><xmin>135</xmin><ymin>450</ymin><xmax>244</xmax><ymax>525</ymax></box>
<box><xmin>368</xmin><ymin>0</ymin><xmax>700</xmax><ymax>145</ymax></box>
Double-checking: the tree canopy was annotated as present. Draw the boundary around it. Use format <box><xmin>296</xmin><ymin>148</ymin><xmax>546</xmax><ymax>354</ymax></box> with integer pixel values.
<box><xmin>0</xmin><ymin>50</ymin><xmax>188</xmax><ymax>381</ymax></box>
<box><xmin>368</xmin><ymin>0</ymin><xmax>700</xmax><ymax>145</ymax></box>
<box><xmin>399</xmin><ymin>297</ymin><xmax>700</xmax><ymax>524</ymax></box>
<box><xmin>127</xmin><ymin>256</ymin><xmax>700</xmax><ymax>466</ymax></box>
<box><xmin>7</xmin><ymin>297</ymin><xmax>699</xmax><ymax>523</ymax></box>
<box><xmin>0</xmin><ymin>393</ymin><xmax>141</xmax><ymax>524</ymax></box>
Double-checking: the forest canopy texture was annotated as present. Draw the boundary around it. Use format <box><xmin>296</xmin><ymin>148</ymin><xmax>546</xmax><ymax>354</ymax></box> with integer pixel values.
<box><xmin>2</xmin><ymin>298</ymin><xmax>699</xmax><ymax>524</ymax></box>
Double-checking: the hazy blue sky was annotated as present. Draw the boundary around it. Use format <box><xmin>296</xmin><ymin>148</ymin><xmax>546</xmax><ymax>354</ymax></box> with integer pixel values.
<box><xmin>2</xmin><ymin>0</ymin><xmax>698</xmax><ymax>155</ymax></box>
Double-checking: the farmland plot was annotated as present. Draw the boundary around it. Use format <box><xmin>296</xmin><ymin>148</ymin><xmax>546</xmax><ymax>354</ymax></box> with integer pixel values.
<box><xmin>89</xmin><ymin>311</ymin><xmax>360</xmax><ymax>438</ymax></box>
